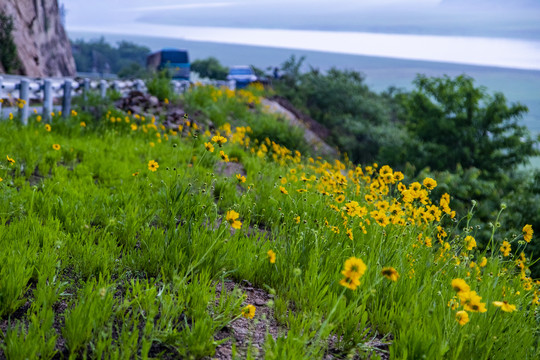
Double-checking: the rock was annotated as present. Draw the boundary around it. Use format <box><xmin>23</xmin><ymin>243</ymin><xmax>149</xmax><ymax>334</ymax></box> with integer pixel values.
<box><xmin>0</xmin><ymin>0</ymin><xmax>76</xmax><ymax>77</ymax></box>
<box><xmin>148</xmin><ymin>96</ymin><xmax>159</xmax><ymax>107</ymax></box>
<box><xmin>254</xmin><ymin>298</ymin><xmax>266</xmax><ymax>306</ymax></box>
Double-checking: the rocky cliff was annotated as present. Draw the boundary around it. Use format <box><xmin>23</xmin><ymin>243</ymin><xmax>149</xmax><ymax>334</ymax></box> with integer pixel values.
<box><xmin>0</xmin><ymin>0</ymin><xmax>75</xmax><ymax>77</ymax></box>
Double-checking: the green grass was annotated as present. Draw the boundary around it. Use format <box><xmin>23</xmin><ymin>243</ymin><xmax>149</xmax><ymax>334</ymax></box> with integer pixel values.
<box><xmin>0</xmin><ymin>86</ymin><xmax>538</xmax><ymax>359</ymax></box>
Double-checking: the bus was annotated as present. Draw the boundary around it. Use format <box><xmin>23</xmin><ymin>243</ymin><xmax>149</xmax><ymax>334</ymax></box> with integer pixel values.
<box><xmin>146</xmin><ymin>48</ymin><xmax>190</xmax><ymax>81</ymax></box>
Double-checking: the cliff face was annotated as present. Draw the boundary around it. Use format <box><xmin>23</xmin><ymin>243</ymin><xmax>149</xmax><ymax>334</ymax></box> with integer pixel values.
<box><xmin>0</xmin><ymin>0</ymin><xmax>76</xmax><ymax>77</ymax></box>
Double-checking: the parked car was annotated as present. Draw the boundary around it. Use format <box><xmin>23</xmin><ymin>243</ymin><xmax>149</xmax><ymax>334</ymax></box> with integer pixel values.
<box><xmin>147</xmin><ymin>48</ymin><xmax>190</xmax><ymax>81</ymax></box>
<box><xmin>226</xmin><ymin>65</ymin><xmax>258</xmax><ymax>89</ymax></box>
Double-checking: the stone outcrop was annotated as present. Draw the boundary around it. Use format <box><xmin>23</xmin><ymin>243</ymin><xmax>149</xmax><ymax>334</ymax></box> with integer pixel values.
<box><xmin>0</xmin><ymin>0</ymin><xmax>75</xmax><ymax>77</ymax></box>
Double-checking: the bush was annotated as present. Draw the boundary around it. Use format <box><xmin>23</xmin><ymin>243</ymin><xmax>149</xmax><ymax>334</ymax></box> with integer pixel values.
<box><xmin>0</xmin><ymin>12</ymin><xmax>19</xmax><ymax>73</ymax></box>
<box><xmin>146</xmin><ymin>70</ymin><xmax>175</xmax><ymax>101</ymax></box>
<box><xmin>191</xmin><ymin>57</ymin><xmax>229</xmax><ymax>80</ymax></box>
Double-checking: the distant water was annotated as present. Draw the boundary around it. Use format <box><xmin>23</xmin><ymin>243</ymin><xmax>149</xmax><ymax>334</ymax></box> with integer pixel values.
<box><xmin>68</xmin><ymin>24</ymin><xmax>540</xmax><ymax>71</ymax></box>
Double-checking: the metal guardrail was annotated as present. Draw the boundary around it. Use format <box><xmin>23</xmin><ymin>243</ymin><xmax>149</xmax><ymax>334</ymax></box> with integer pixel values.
<box><xmin>0</xmin><ymin>75</ymin><xmax>233</xmax><ymax>124</ymax></box>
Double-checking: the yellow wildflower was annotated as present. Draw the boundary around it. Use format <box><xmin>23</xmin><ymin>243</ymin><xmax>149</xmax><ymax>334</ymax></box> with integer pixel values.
<box><xmin>464</xmin><ymin>235</ymin><xmax>477</xmax><ymax>251</ymax></box>
<box><xmin>226</xmin><ymin>210</ymin><xmax>242</xmax><ymax>229</ymax></box>
<box><xmin>148</xmin><ymin>160</ymin><xmax>159</xmax><ymax>172</ymax></box>
<box><xmin>381</xmin><ymin>267</ymin><xmax>400</xmax><ymax>282</ymax></box>
<box><xmin>455</xmin><ymin>311</ymin><xmax>469</xmax><ymax>326</ymax></box>
<box><xmin>500</xmin><ymin>241</ymin><xmax>511</xmax><ymax>257</ymax></box>
<box><xmin>493</xmin><ymin>300</ymin><xmax>517</xmax><ymax>312</ymax></box>
<box><xmin>267</xmin><ymin>249</ymin><xmax>276</xmax><ymax>264</ymax></box>
<box><xmin>242</xmin><ymin>304</ymin><xmax>256</xmax><ymax>319</ymax></box>
<box><xmin>523</xmin><ymin>224</ymin><xmax>533</xmax><ymax>243</ymax></box>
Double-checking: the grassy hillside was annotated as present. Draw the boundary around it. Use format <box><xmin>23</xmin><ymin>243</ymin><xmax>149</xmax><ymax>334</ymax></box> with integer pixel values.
<box><xmin>0</xmin><ymin>85</ymin><xmax>538</xmax><ymax>359</ymax></box>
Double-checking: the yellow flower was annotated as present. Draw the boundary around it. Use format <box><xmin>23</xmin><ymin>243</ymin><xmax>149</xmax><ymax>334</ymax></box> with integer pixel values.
<box><xmin>267</xmin><ymin>249</ymin><xmax>276</xmax><ymax>264</ymax></box>
<box><xmin>148</xmin><ymin>160</ymin><xmax>159</xmax><ymax>172</ymax></box>
<box><xmin>52</xmin><ymin>144</ymin><xmax>61</xmax><ymax>151</ymax></box>
<box><xmin>279</xmin><ymin>186</ymin><xmax>288</xmax><ymax>195</ymax></box>
<box><xmin>460</xmin><ymin>291</ymin><xmax>487</xmax><ymax>313</ymax></box>
<box><xmin>212</xmin><ymin>135</ymin><xmax>227</xmax><ymax>146</ymax></box>
<box><xmin>0</xmin><ymin>177</ymin><xmax>3</xmax><ymax>182</ymax></box>
<box><xmin>6</xmin><ymin>155</ymin><xmax>15</xmax><ymax>165</ymax></box>
<box><xmin>131</xmin><ymin>124</ymin><xmax>138</xmax><ymax>131</ymax></box>
<box><xmin>242</xmin><ymin>304</ymin><xmax>256</xmax><ymax>319</ymax></box>
<box><xmin>132</xmin><ymin>172</ymin><xmax>139</xmax><ymax>176</ymax></box>
<box><xmin>493</xmin><ymin>300</ymin><xmax>517</xmax><ymax>312</ymax></box>
<box><xmin>204</xmin><ymin>142</ymin><xmax>214</xmax><ymax>152</ymax></box>
<box><xmin>226</xmin><ymin>210</ymin><xmax>242</xmax><ymax>229</ymax></box>
<box><xmin>335</xmin><ymin>194</ymin><xmax>345</xmax><ymax>203</ymax></box>
<box><xmin>423</xmin><ymin>177</ymin><xmax>437</xmax><ymax>190</ymax></box>
<box><xmin>455</xmin><ymin>310</ymin><xmax>469</xmax><ymax>326</ymax></box>
<box><xmin>381</xmin><ymin>267</ymin><xmax>400</xmax><ymax>282</ymax></box>
<box><xmin>236</xmin><ymin>174</ymin><xmax>246</xmax><ymax>183</ymax></box>
<box><xmin>393</xmin><ymin>171</ymin><xmax>404</xmax><ymax>182</ymax></box>
<box><xmin>464</xmin><ymin>235</ymin><xmax>477</xmax><ymax>251</ymax></box>
<box><xmin>149</xmin><ymin>142</ymin><xmax>155</xmax><ymax>147</ymax></box>
<box><xmin>500</xmin><ymin>241</ymin><xmax>511</xmax><ymax>257</ymax></box>
<box><xmin>339</xmin><ymin>275</ymin><xmax>360</xmax><ymax>290</ymax></box>
<box><xmin>295</xmin><ymin>216</ymin><xmax>300</xmax><ymax>224</ymax></box>
<box><xmin>45</xmin><ymin>124</ymin><xmax>51</xmax><ymax>132</ymax></box>
<box><xmin>479</xmin><ymin>257</ymin><xmax>487</xmax><ymax>267</ymax></box>
<box><xmin>36</xmin><ymin>115</ymin><xmax>42</xmax><ymax>122</ymax></box>
<box><xmin>451</xmin><ymin>278</ymin><xmax>470</xmax><ymax>293</ymax></box>
<box><xmin>341</xmin><ymin>257</ymin><xmax>367</xmax><ymax>279</ymax></box>
<box><xmin>80</xmin><ymin>121</ymin><xmax>86</xmax><ymax>127</ymax></box>
<box><xmin>523</xmin><ymin>224</ymin><xmax>533</xmax><ymax>243</ymax></box>
<box><xmin>220</xmin><ymin>150</ymin><xmax>229</xmax><ymax>162</ymax></box>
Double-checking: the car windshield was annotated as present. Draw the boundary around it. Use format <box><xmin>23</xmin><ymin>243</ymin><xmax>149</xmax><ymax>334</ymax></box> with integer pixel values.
<box><xmin>230</xmin><ymin>68</ymin><xmax>253</xmax><ymax>75</ymax></box>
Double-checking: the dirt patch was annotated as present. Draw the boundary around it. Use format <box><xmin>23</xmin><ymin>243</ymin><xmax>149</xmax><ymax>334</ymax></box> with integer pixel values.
<box><xmin>212</xmin><ymin>279</ymin><xmax>283</xmax><ymax>359</ymax></box>
<box><xmin>214</xmin><ymin>161</ymin><xmax>246</xmax><ymax>178</ymax></box>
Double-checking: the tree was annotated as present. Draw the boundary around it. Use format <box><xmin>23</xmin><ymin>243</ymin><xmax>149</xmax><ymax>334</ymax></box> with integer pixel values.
<box><xmin>70</xmin><ymin>38</ymin><xmax>150</xmax><ymax>76</ymax></box>
<box><xmin>191</xmin><ymin>57</ymin><xmax>228</xmax><ymax>80</ymax></box>
<box><xmin>0</xmin><ymin>12</ymin><xmax>19</xmax><ymax>73</ymax></box>
<box><xmin>398</xmin><ymin>75</ymin><xmax>538</xmax><ymax>174</ymax></box>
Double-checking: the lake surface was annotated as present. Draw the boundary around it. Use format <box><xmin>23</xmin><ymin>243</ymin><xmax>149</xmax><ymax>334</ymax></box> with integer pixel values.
<box><xmin>69</xmin><ymin>24</ymin><xmax>540</xmax><ymax>71</ymax></box>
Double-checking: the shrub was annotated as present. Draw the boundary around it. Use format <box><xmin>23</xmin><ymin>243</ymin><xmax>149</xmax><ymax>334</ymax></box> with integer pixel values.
<box><xmin>0</xmin><ymin>12</ymin><xmax>19</xmax><ymax>73</ymax></box>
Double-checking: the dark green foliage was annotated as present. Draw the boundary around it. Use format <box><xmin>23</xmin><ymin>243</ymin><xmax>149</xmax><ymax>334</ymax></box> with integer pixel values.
<box><xmin>191</xmin><ymin>57</ymin><xmax>229</xmax><ymax>80</ymax></box>
<box><xmin>146</xmin><ymin>70</ymin><xmax>175</xmax><ymax>101</ymax></box>
<box><xmin>398</xmin><ymin>75</ymin><xmax>538</xmax><ymax>174</ymax></box>
<box><xmin>273</xmin><ymin>56</ymin><xmax>405</xmax><ymax>164</ymax></box>
<box><xmin>71</xmin><ymin>37</ymin><xmax>150</xmax><ymax>78</ymax></box>
<box><xmin>0</xmin><ymin>12</ymin><xmax>19</xmax><ymax>73</ymax></box>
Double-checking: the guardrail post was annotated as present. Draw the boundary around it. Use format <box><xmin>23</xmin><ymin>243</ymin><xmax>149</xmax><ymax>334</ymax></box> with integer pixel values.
<box><xmin>43</xmin><ymin>79</ymin><xmax>52</xmax><ymax>121</ymax></box>
<box><xmin>19</xmin><ymin>79</ymin><xmax>30</xmax><ymax>125</ymax></box>
<box><xmin>62</xmin><ymin>80</ymin><xmax>72</xmax><ymax>118</ymax></box>
<box><xmin>0</xmin><ymin>76</ymin><xmax>3</xmax><ymax>114</ymax></box>
<box><xmin>83</xmin><ymin>78</ymin><xmax>90</xmax><ymax>102</ymax></box>
<box><xmin>99</xmin><ymin>80</ymin><xmax>107</xmax><ymax>99</ymax></box>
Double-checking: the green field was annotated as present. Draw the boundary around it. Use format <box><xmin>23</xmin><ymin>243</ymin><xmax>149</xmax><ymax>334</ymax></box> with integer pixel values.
<box><xmin>0</xmin><ymin>85</ymin><xmax>538</xmax><ymax>359</ymax></box>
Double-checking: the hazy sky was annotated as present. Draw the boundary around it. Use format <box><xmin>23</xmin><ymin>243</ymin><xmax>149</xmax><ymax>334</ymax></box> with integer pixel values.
<box><xmin>65</xmin><ymin>0</ymin><xmax>540</xmax><ymax>39</ymax></box>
